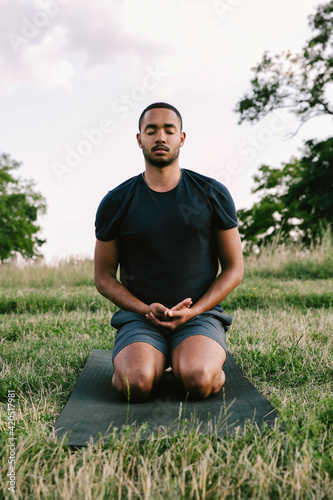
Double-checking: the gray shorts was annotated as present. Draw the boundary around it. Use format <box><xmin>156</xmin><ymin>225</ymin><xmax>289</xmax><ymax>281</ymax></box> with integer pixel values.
<box><xmin>110</xmin><ymin>305</ymin><xmax>232</xmax><ymax>365</ymax></box>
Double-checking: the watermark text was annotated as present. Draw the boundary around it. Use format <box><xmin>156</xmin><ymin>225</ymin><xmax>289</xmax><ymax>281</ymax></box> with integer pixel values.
<box><xmin>6</xmin><ymin>391</ymin><xmax>16</xmax><ymax>494</ymax></box>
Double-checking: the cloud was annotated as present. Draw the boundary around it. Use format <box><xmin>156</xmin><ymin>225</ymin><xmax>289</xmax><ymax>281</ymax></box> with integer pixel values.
<box><xmin>0</xmin><ymin>0</ymin><xmax>168</xmax><ymax>90</ymax></box>
<box><xmin>24</xmin><ymin>35</ymin><xmax>75</xmax><ymax>88</ymax></box>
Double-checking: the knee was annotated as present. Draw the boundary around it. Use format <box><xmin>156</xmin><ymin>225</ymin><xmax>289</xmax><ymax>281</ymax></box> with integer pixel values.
<box><xmin>118</xmin><ymin>369</ymin><xmax>155</xmax><ymax>403</ymax></box>
<box><xmin>178</xmin><ymin>366</ymin><xmax>214</xmax><ymax>400</ymax></box>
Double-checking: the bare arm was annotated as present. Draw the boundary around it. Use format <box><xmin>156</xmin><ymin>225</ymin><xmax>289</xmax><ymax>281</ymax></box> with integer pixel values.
<box><xmin>190</xmin><ymin>227</ymin><xmax>244</xmax><ymax>315</ymax></box>
<box><xmin>94</xmin><ymin>239</ymin><xmax>192</xmax><ymax>318</ymax></box>
<box><xmin>147</xmin><ymin>227</ymin><xmax>243</xmax><ymax>328</ymax></box>
<box><xmin>94</xmin><ymin>238</ymin><xmax>150</xmax><ymax>316</ymax></box>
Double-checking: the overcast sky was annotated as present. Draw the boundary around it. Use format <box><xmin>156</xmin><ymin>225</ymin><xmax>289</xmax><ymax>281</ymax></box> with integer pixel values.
<box><xmin>1</xmin><ymin>0</ymin><xmax>331</xmax><ymax>262</ymax></box>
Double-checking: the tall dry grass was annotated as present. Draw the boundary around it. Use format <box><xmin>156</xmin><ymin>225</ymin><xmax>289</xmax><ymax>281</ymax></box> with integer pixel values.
<box><xmin>244</xmin><ymin>227</ymin><xmax>333</xmax><ymax>279</ymax></box>
<box><xmin>0</xmin><ymin>257</ymin><xmax>94</xmax><ymax>289</ymax></box>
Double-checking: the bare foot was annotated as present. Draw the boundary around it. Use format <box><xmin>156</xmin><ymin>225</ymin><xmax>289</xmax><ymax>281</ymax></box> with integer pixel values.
<box><xmin>164</xmin><ymin>366</ymin><xmax>172</xmax><ymax>373</ymax></box>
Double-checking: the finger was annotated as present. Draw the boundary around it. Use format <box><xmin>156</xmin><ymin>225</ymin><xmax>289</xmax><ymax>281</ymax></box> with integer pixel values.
<box><xmin>146</xmin><ymin>312</ymin><xmax>161</xmax><ymax>322</ymax></box>
<box><xmin>164</xmin><ymin>308</ymin><xmax>173</xmax><ymax>317</ymax></box>
<box><xmin>165</xmin><ymin>308</ymin><xmax>186</xmax><ymax>317</ymax></box>
<box><xmin>148</xmin><ymin>314</ymin><xmax>176</xmax><ymax>329</ymax></box>
<box><xmin>175</xmin><ymin>298</ymin><xmax>192</xmax><ymax>308</ymax></box>
<box><xmin>151</xmin><ymin>307</ymin><xmax>169</xmax><ymax>320</ymax></box>
<box><xmin>167</xmin><ymin>306</ymin><xmax>191</xmax><ymax>317</ymax></box>
<box><xmin>166</xmin><ymin>309</ymin><xmax>181</xmax><ymax>318</ymax></box>
<box><xmin>146</xmin><ymin>312</ymin><xmax>157</xmax><ymax>320</ymax></box>
<box><xmin>149</xmin><ymin>312</ymin><xmax>169</xmax><ymax>323</ymax></box>
<box><xmin>170</xmin><ymin>298</ymin><xmax>192</xmax><ymax>311</ymax></box>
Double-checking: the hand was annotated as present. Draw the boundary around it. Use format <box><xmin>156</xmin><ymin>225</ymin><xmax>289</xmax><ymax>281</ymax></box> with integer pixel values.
<box><xmin>147</xmin><ymin>302</ymin><xmax>170</xmax><ymax>321</ymax></box>
<box><xmin>146</xmin><ymin>298</ymin><xmax>194</xmax><ymax>330</ymax></box>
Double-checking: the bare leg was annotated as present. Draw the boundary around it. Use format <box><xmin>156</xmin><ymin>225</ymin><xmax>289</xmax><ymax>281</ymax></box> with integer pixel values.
<box><xmin>171</xmin><ymin>335</ymin><xmax>226</xmax><ymax>400</ymax></box>
<box><xmin>112</xmin><ymin>342</ymin><xmax>166</xmax><ymax>403</ymax></box>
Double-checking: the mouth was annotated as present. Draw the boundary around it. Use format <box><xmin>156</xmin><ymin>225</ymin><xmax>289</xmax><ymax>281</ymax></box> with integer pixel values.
<box><xmin>152</xmin><ymin>146</ymin><xmax>169</xmax><ymax>153</ymax></box>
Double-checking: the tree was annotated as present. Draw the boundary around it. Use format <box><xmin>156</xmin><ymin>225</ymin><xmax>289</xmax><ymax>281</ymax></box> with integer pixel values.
<box><xmin>235</xmin><ymin>1</ymin><xmax>333</xmax><ymax>248</ymax></box>
<box><xmin>0</xmin><ymin>152</ymin><xmax>47</xmax><ymax>262</ymax></box>
<box><xmin>237</xmin><ymin>137</ymin><xmax>333</xmax><ymax>250</ymax></box>
<box><xmin>235</xmin><ymin>0</ymin><xmax>333</xmax><ymax>134</ymax></box>
<box><xmin>285</xmin><ymin>137</ymin><xmax>333</xmax><ymax>243</ymax></box>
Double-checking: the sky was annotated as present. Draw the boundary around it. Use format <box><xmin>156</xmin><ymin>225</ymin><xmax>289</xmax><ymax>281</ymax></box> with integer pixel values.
<box><xmin>0</xmin><ymin>0</ymin><xmax>331</xmax><ymax>262</ymax></box>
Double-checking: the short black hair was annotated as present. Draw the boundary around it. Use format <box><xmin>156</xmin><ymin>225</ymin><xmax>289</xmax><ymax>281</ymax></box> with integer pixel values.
<box><xmin>138</xmin><ymin>102</ymin><xmax>183</xmax><ymax>131</ymax></box>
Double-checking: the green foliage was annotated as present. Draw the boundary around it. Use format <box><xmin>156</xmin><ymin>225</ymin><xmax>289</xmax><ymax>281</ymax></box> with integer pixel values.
<box><xmin>235</xmin><ymin>1</ymin><xmax>333</xmax><ymax>247</ymax></box>
<box><xmin>235</xmin><ymin>0</ymin><xmax>333</xmax><ymax>130</ymax></box>
<box><xmin>237</xmin><ymin>138</ymin><xmax>333</xmax><ymax>248</ymax></box>
<box><xmin>0</xmin><ymin>151</ymin><xmax>46</xmax><ymax>262</ymax></box>
<box><xmin>285</xmin><ymin>138</ymin><xmax>333</xmax><ymax>243</ymax></box>
<box><xmin>237</xmin><ymin>161</ymin><xmax>300</xmax><ymax>246</ymax></box>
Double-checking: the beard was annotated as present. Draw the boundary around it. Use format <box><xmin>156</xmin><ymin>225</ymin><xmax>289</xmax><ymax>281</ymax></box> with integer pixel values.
<box><xmin>141</xmin><ymin>144</ymin><xmax>180</xmax><ymax>167</ymax></box>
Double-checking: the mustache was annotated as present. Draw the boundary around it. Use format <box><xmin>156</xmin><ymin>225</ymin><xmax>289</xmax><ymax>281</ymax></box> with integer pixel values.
<box><xmin>152</xmin><ymin>145</ymin><xmax>169</xmax><ymax>152</ymax></box>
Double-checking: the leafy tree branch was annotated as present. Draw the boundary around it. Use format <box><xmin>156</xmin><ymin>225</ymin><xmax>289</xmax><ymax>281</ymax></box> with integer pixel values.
<box><xmin>0</xmin><ymin>152</ymin><xmax>47</xmax><ymax>262</ymax></box>
<box><xmin>235</xmin><ymin>1</ymin><xmax>333</xmax><ymax>134</ymax></box>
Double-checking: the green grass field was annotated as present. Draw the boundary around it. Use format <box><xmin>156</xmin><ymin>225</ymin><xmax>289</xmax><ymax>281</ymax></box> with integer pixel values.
<box><xmin>0</xmin><ymin>237</ymin><xmax>332</xmax><ymax>499</ymax></box>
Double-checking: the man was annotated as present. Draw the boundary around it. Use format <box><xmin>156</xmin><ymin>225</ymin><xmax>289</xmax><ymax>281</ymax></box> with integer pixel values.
<box><xmin>94</xmin><ymin>102</ymin><xmax>243</xmax><ymax>403</ymax></box>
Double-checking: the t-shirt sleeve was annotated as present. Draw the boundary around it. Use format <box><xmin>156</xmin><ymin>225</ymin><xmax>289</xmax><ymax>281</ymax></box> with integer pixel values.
<box><xmin>209</xmin><ymin>181</ymin><xmax>238</xmax><ymax>229</ymax></box>
<box><xmin>95</xmin><ymin>191</ymin><xmax>122</xmax><ymax>241</ymax></box>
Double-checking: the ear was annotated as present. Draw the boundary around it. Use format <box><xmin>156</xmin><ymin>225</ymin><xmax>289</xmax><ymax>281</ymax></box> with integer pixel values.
<box><xmin>180</xmin><ymin>131</ymin><xmax>186</xmax><ymax>147</ymax></box>
<box><xmin>136</xmin><ymin>133</ymin><xmax>142</xmax><ymax>148</ymax></box>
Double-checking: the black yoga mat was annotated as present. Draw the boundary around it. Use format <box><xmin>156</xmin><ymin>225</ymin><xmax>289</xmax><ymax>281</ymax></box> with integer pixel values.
<box><xmin>54</xmin><ymin>349</ymin><xmax>277</xmax><ymax>446</ymax></box>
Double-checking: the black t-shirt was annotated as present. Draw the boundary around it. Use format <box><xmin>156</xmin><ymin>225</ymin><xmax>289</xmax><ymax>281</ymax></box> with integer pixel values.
<box><xmin>95</xmin><ymin>169</ymin><xmax>238</xmax><ymax>308</ymax></box>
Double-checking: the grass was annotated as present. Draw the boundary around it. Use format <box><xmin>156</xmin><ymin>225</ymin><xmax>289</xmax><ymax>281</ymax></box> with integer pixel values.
<box><xmin>0</xmin><ymin>236</ymin><xmax>332</xmax><ymax>499</ymax></box>
<box><xmin>244</xmin><ymin>228</ymin><xmax>333</xmax><ymax>280</ymax></box>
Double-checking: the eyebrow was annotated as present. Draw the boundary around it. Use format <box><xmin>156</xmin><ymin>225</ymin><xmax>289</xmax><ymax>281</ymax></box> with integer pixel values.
<box><xmin>144</xmin><ymin>123</ymin><xmax>177</xmax><ymax>131</ymax></box>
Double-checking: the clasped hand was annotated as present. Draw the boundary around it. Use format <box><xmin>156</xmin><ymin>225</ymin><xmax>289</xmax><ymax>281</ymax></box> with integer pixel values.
<box><xmin>145</xmin><ymin>298</ymin><xmax>194</xmax><ymax>330</ymax></box>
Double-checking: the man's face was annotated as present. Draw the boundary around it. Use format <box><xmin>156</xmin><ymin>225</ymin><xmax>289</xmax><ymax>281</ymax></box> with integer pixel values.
<box><xmin>137</xmin><ymin>108</ymin><xmax>186</xmax><ymax>167</ymax></box>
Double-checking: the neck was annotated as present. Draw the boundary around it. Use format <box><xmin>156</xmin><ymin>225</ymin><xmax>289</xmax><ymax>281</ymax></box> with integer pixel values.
<box><xmin>143</xmin><ymin>163</ymin><xmax>182</xmax><ymax>192</ymax></box>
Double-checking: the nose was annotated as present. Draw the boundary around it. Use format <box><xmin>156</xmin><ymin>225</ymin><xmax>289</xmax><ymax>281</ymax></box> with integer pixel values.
<box><xmin>155</xmin><ymin>130</ymin><xmax>167</xmax><ymax>143</ymax></box>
